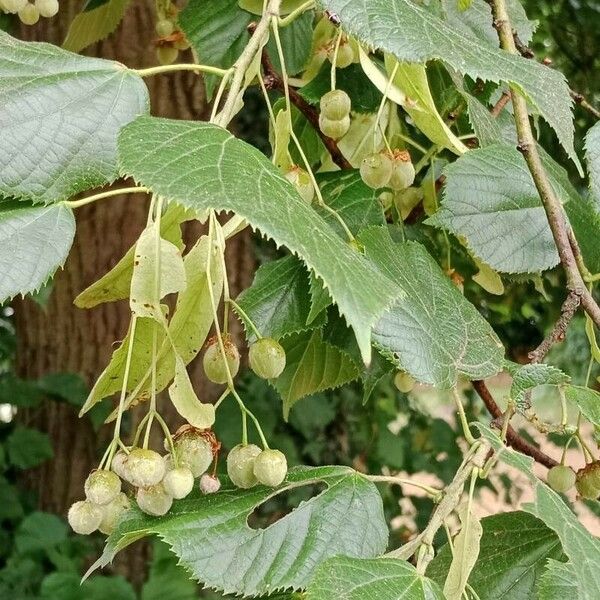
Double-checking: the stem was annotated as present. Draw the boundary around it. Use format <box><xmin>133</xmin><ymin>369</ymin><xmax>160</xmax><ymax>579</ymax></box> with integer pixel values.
<box><xmin>330</xmin><ymin>30</ymin><xmax>342</xmax><ymax>90</ymax></box>
<box><xmin>134</xmin><ymin>63</ymin><xmax>229</xmax><ymax>78</ymax></box>
<box><xmin>278</xmin><ymin>0</ymin><xmax>314</xmax><ymax>26</ymax></box>
<box><xmin>366</xmin><ymin>475</ymin><xmax>441</xmax><ymax>497</ymax></box>
<box><xmin>65</xmin><ymin>186</ymin><xmax>149</xmax><ymax>209</ymax></box>
<box><xmin>373</xmin><ymin>62</ymin><xmax>399</xmax><ymax>152</ymax></box>
<box><xmin>452</xmin><ymin>388</ymin><xmax>476</xmax><ymax>445</ymax></box>
<box><xmin>228</xmin><ymin>298</ymin><xmax>262</xmax><ymax>340</ymax></box>
<box><xmin>210</xmin><ymin>68</ymin><xmax>234</xmax><ymax>122</ymax></box>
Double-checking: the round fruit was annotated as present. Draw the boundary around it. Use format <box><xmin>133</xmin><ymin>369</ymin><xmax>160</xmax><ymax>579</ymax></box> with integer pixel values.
<box><xmin>84</xmin><ymin>469</ymin><xmax>121</xmax><ymax>506</ymax></box>
<box><xmin>99</xmin><ymin>493</ymin><xmax>131</xmax><ymax>535</ymax></box>
<box><xmin>18</xmin><ymin>3</ymin><xmax>39</xmax><ymax>24</ymax></box>
<box><xmin>389</xmin><ymin>157</ymin><xmax>416</xmax><ymax>191</ymax></box>
<box><xmin>360</xmin><ymin>153</ymin><xmax>393</xmax><ymax>189</ymax></box>
<box><xmin>155</xmin><ymin>18</ymin><xmax>174</xmax><ymax>37</ymax></box>
<box><xmin>394</xmin><ymin>371</ymin><xmax>415</xmax><ymax>394</ymax></box>
<box><xmin>34</xmin><ymin>0</ymin><xmax>58</xmax><ymax>17</ymax></box>
<box><xmin>173</xmin><ymin>431</ymin><xmax>213</xmax><ymax>477</ymax></box>
<box><xmin>203</xmin><ymin>338</ymin><xmax>240</xmax><ymax>384</ymax></box>
<box><xmin>163</xmin><ymin>467</ymin><xmax>194</xmax><ymax>499</ymax></box>
<box><xmin>319</xmin><ymin>114</ymin><xmax>350</xmax><ymax>140</ymax></box>
<box><xmin>199</xmin><ymin>473</ymin><xmax>221</xmax><ymax>494</ymax></box>
<box><xmin>2</xmin><ymin>0</ymin><xmax>27</xmax><ymax>13</ymax></box>
<box><xmin>320</xmin><ymin>90</ymin><xmax>351</xmax><ymax>121</ymax></box>
<box><xmin>174</xmin><ymin>36</ymin><xmax>191</xmax><ymax>51</ymax></box>
<box><xmin>249</xmin><ymin>338</ymin><xmax>286</xmax><ymax>379</ymax></box>
<box><xmin>111</xmin><ymin>451</ymin><xmax>128</xmax><ymax>479</ymax></box>
<box><xmin>136</xmin><ymin>483</ymin><xmax>173</xmax><ymax>516</ymax></box>
<box><xmin>156</xmin><ymin>46</ymin><xmax>178</xmax><ymax>66</ymax></box>
<box><xmin>253</xmin><ymin>449</ymin><xmax>287</xmax><ymax>487</ymax></box>
<box><xmin>284</xmin><ymin>166</ymin><xmax>314</xmax><ymax>204</ymax></box>
<box><xmin>547</xmin><ymin>465</ymin><xmax>576</xmax><ymax>493</ymax></box>
<box><xmin>575</xmin><ymin>462</ymin><xmax>600</xmax><ymax>500</ymax></box>
<box><xmin>328</xmin><ymin>40</ymin><xmax>355</xmax><ymax>69</ymax></box>
<box><xmin>227</xmin><ymin>444</ymin><xmax>261</xmax><ymax>489</ymax></box>
<box><xmin>68</xmin><ymin>500</ymin><xmax>103</xmax><ymax>535</ymax></box>
<box><xmin>123</xmin><ymin>448</ymin><xmax>166</xmax><ymax>488</ymax></box>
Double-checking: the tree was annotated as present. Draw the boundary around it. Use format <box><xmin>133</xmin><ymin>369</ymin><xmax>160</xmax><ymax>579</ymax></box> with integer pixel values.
<box><xmin>1</xmin><ymin>0</ymin><xmax>599</xmax><ymax>598</ymax></box>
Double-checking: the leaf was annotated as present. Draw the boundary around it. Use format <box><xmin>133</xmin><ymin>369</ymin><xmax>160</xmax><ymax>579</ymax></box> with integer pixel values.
<box><xmin>41</xmin><ymin>572</ymin><xmax>137</xmax><ymax>600</ymax></box>
<box><xmin>168</xmin><ymin>356</ymin><xmax>215</xmax><ymax>429</ymax></box>
<box><xmin>118</xmin><ymin>116</ymin><xmax>402</xmax><ymax>364</ymax></box>
<box><xmin>266</xmin><ymin>10</ymin><xmax>313</xmax><ymax>76</ymax></box>
<box><xmin>443</xmin><ymin>504</ymin><xmax>483</xmax><ymax>600</ymax></box>
<box><xmin>510</xmin><ymin>364</ymin><xmax>570</xmax><ymax>409</ymax></box>
<box><xmin>179</xmin><ymin>0</ymin><xmax>252</xmax><ymax>98</ymax></box>
<box><xmin>6</xmin><ymin>427</ymin><xmax>53</xmax><ymax>469</ymax></box>
<box><xmin>0</xmin><ymin>31</ymin><xmax>148</xmax><ymax>203</ymax></box>
<box><xmin>15</xmin><ymin>512</ymin><xmax>67</xmax><ymax>554</ymax></box>
<box><xmin>239</xmin><ymin>0</ymin><xmax>306</xmax><ymax>16</ymax></box>
<box><xmin>130</xmin><ymin>223</ymin><xmax>187</xmax><ymax>320</ymax></box>
<box><xmin>477</xmin><ymin>423</ymin><xmax>600</xmax><ymax>600</ymax></box>
<box><xmin>428</xmin><ymin>144</ymin><xmax>579</xmax><ymax>273</ymax></box>
<box><xmin>319</xmin><ymin>0</ymin><xmax>579</xmax><ymax>172</ymax></box>
<box><xmin>360</xmin><ymin>227</ymin><xmax>504</xmax><ymax>388</ymax></box>
<box><xmin>91</xmin><ymin>466</ymin><xmax>388</xmax><ymax>597</ymax></box>
<box><xmin>565</xmin><ymin>194</ymin><xmax>600</xmax><ymax>275</ymax></box>
<box><xmin>74</xmin><ymin>204</ymin><xmax>188</xmax><ymax>309</ymax></box>
<box><xmin>429</xmin><ymin>511</ymin><xmax>564</xmax><ymax>600</ymax></box>
<box><xmin>585</xmin><ymin>121</ymin><xmax>600</xmax><ymax>207</ymax></box>
<box><xmin>275</xmin><ymin>329</ymin><xmax>360</xmax><ymax>418</ymax></box>
<box><xmin>564</xmin><ymin>385</ymin><xmax>600</xmax><ymax>429</ymax></box>
<box><xmin>305</xmin><ymin>556</ymin><xmax>444</xmax><ymax>600</ymax></box>
<box><xmin>537</xmin><ymin>559</ymin><xmax>581</xmax><ymax>600</ymax></box>
<box><xmin>307</xmin><ymin>272</ymin><xmax>332</xmax><ymax>325</ymax></box>
<box><xmin>62</xmin><ymin>0</ymin><xmax>131</xmax><ymax>53</ymax></box>
<box><xmin>0</xmin><ymin>201</ymin><xmax>75</xmax><ymax>302</ymax></box>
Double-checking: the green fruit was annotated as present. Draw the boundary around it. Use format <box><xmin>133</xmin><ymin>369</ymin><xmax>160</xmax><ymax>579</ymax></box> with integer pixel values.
<box><xmin>328</xmin><ymin>41</ymin><xmax>355</xmax><ymax>69</ymax></box>
<box><xmin>155</xmin><ymin>18</ymin><xmax>174</xmax><ymax>37</ymax></box>
<box><xmin>203</xmin><ymin>338</ymin><xmax>240</xmax><ymax>384</ymax></box>
<box><xmin>360</xmin><ymin>153</ymin><xmax>393</xmax><ymax>189</ymax></box>
<box><xmin>156</xmin><ymin>46</ymin><xmax>178</xmax><ymax>66</ymax></box>
<box><xmin>284</xmin><ymin>167</ymin><xmax>314</xmax><ymax>204</ymax></box>
<box><xmin>111</xmin><ymin>451</ymin><xmax>128</xmax><ymax>479</ymax></box>
<box><xmin>389</xmin><ymin>158</ymin><xmax>416</xmax><ymax>191</ymax></box>
<box><xmin>320</xmin><ymin>90</ymin><xmax>351</xmax><ymax>121</ymax></box>
<box><xmin>227</xmin><ymin>444</ymin><xmax>261</xmax><ymax>489</ymax></box>
<box><xmin>394</xmin><ymin>371</ymin><xmax>415</xmax><ymax>394</ymax></box>
<box><xmin>68</xmin><ymin>500</ymin><xmax>103</xmax><ymax>535</ymax></box>
<box><xmin>84</xmin><ymin>469</ymin><xmax>121</xmax><ymax>506</ymax></box>
<box><xmin>199</xmin><ymin>473</ymin><xmax>221</xmax><ymax>494</ymax></box>
<box><xmin>253</xmin><ymin>449</ymin><xmax>287</xmax><ymax>487</ymax></box>
<box><xmin>575</xmin><ymin>462</ymin><xmax>600</xmax><ymax>499</ymax></box>
<box><xmin>547</xmin><ymin>465</ymin><xmax>576</xmax><ymax>493</ymax></box>
<box><xmin>173</xmin><ymin>431</ymin><xmax>213</xmax><ymax>477</ymax></box>
<box><xmin>319</xmin><ymin>114</ymin><xmax>350</xmax><ymax>140</ymax></box>
<box><xmin>2</xmin><ymin>0</ymin><xmax>27</xmax><ymax>13</ymax></box>
<box><xmin>34</xmin><ymin>0</ymin><xmax>57</xmax><ymax>17</ymax></box>
<box><xmin>249</xmin><ymin>338</ymin><xmax>286</xmax><ymax>379</ymax></box>
<box><xmin>136</xmin><ymin>483</ymin><xmax>173</xmax><ymax>516</ymax></box>
<box><xmin>123</xmin><ymin>448</ymin><xmax>165</xmax><ymax>488</ymax></box>
<box><xmin>18</xmin><ymin>3</ymin><xmax>39</xmax><ymax>24</ymax></box>
<box><xmin>99</xmin><ymin>493</ymin><xmax>131</xmax><ymax>535</ymax></box>
<box><xmin>163</xmin><ymin>467</ymin><xmax>194</xmax><ymax>499</ymax></box>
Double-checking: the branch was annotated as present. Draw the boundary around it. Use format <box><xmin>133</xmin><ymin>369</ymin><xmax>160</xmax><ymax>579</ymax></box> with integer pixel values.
<box><xmin>261</xmin><ymin>51</ymin><xmax>352</xmax><ymax>170</ymax></box>
<box><xmin>472</xmin><ymin>380</ymin><xmax>558</xmax><ymax>469</ymax></box>
<box><xmin>490</xmin><ymin>0</ymin><xmax>600</xmax><ymax>332</ymax></box>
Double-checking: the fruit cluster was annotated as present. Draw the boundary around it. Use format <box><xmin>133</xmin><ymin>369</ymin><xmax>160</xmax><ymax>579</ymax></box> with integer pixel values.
<box><xmin>360</xmin><ymin>149</ymin><xmax>416</xmax><ymax>191</ymax></box>
<box><xmin>0</xmin><ymin>0</ymin><xmax>58</xmax><ymax>24</ymax></box>
<box><xmin>546</xmin><ymin>461</ymin><xmax>600</xmax><ymax>499</ymax></box>
<box><xmin>154</xmin><ymin>17</ymin><xmax>190</xmax><ymax>65</ymax></box>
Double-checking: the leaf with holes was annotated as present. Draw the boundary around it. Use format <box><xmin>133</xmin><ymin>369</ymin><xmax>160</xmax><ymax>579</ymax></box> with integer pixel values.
<box><xmin>360</xmin><ymin>227</ymin><xmax>504</xmax><ymax>388</ymax></box>
<box><xmin>0</xmin><ymin>31</ymin><xmax>148</xmax><ymax>203</ymax></box>
<box><xmin>0</xmin><ymin>201</ymin><xmax>75</xmax><ymax>302</ymax></box>
<box><xmin>275</xmin><ymin>329</ymin><xmax>360</xmax><ymax>418</ymax></box>
<box><xmin>118</xmin><ymin>116</ymin><xmax>401</xmax><ymax>364</ymax></box>
<box><xmin>318</xmin><ymin>0</ymin><xmax>580</xmax><ymax>172</ymax></box>
<box><xmin>306</xmin><ymin>556</ymin><xmax>444</xmax><ymax>600</ymax></box>
<box><xmin>89</xmin><ymin>466</ymin><xmax>388</xmax><ymax>597</ymax></box>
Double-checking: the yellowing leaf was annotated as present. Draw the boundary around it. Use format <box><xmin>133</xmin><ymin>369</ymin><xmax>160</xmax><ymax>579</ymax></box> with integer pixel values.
<box><xmin>472</xmin><ymin>257</ymin><xmax>504</xmax><ymax>295</ymax></box>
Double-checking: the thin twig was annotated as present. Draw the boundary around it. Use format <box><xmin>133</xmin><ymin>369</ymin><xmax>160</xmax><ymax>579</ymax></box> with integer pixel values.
<box><xmin>490</xmin><ymin>91</ymin><xmax>511</xmax><ymax>117</ymax></box>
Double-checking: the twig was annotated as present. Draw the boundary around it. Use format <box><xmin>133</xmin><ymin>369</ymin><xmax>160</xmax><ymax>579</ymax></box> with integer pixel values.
<box><xmin>260</xmin><ymin>50</ymin><xmax>352</xmax><ymax>170</ymax></box>
<box><xmin>472</xmin><ymin>380</ymin><xmax>559</xmax><ymax>469</ymax></box>
<box><xmin>528</xmin><ymin>290</ymin><xmax>582</xmax><ymax>363</ymax></box>
<box><xmin>490</xmin><ymin>91</ymin><xmax>511</xmax><ymax>117</ymax></box>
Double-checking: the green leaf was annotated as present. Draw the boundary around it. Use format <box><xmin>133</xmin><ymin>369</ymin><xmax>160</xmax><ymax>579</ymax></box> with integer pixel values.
<box><xmin>41</xmin><ymin>572</ymin><xmax>137</xmax><ymax>600</ymax></box>
<box><xmin>15</xmin><ymin>512</ymin><xmax>67</xmax><ymax>554</ymax></box>
<box><xmin>179</xmin><ymin>0</ymin><xmax>252</xmax><ymax>98</ymax></box>
<box><xmin>118</xmin><ymin>116</ymin><xmax>402</xmax><ymax>363</ymax></box>
<box><xmin>0</xmin><ymin>374</ymin><xmax>43</xmax><ymax>407</ymax></box>
<box><xmin>510</xmin><ymin>364</ymin><xmax>570</xmax><ymax>409</ymax></box>
<box><xmin>266</xmin><ymin>11</ymin><xmax>313</xmax><ymax>76</ymax></box>
<box><xmin>91</xmin><ymin>466</ymin><xmax>388</xmax><ymax>597</ymax></box>
<box><xmin>360</xmin><ymin>227</ymin><xmax>504</xmax><ymax>388</ymax></box>
<box><xmin>6</xmin><ymin>427</ymin><xmax>53</xmax><ymax>469</ymax></box>
<box><xmin>477</xmin><ymin>423</ymin><xmax>600</xmax><ymax>600</ymax></box>
<box><xmin>443</xmin><ymin>504</ymin><xmax>483</xmax><ymax>600</ymax></box>
<box><xmin>307</xmin><ymin>271</ymin><xmax>332</xmax><ymax>325</ymax></box>
<box><xmin>62</xmin><ymin>0</ymin><xmax>131</xmax><ymax>53</ymax></box>
<box><xmin>37</xmin><ymin>372</ymin><xmax>88</xmax><ymax>406</ymax></box>
<box><xmin>0</xmin><ymin>202</ymin><xmax>75</xmax><ymax>302</ymax></box>
<box><xmin>74</xmin><ymin>204</ymin><xmax>188</xmax><ymax>309</ymax></box>
<box><xmin>319</xmin><ymin>0</ymin><xmax>579</xmax><ymax>172</ymax></box>
<box><xmin>428</xmin><ymin>144</ymin><xmax>579</xmax><ymax>273</ymax></box>
<box><xmin>585</xmin><ymin>121</ymin><xmax>600</xmax><ymax>207</ymax></box>
<box><xmin>0</xmin><ymin>31</ymin><xmax>148</xmax><ymax>203</ymax></box>
<box><xmin>537</xmin><ymin>559</ymin><xmax>580</xmax><ymax>600</ymax></box>
<box><xmin>564</xmin><ymin>195</ymin><xmax>600</xmax><ymax>275</ymax></box>
<box><xmin>236</xmin><ymin>256</ymin><xmax>324</xmax><ymax>342</ymax></box>
<box><xmin>239</xmin><ymin>0</ymin><xmax>306</xmax><ymax>15</ymax></box>
<box><xmin>275</xmin><ymin>329</ymin><xmax>360</xmax><ymax>418</ymax></box>
<box><xmin>306</xmin><ymin>556</ymin><xmax>444</xmax><ymax>600</ymax></box>
<box><xmin>429</xmin><ymin>511</ymin><xmax>564</xmax><ymax>600</ymax></box>
<box><xmin>564</xmin><ymin>385</ymin><xmax>600</xmax><ymax>429</ymax></box>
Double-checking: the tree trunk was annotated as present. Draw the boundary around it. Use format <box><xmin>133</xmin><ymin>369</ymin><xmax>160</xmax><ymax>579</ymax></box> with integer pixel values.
<box><xmin>13</xmin><ymin>0</ymin><xmax>254</xmax><ymax>580</ymax></box>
